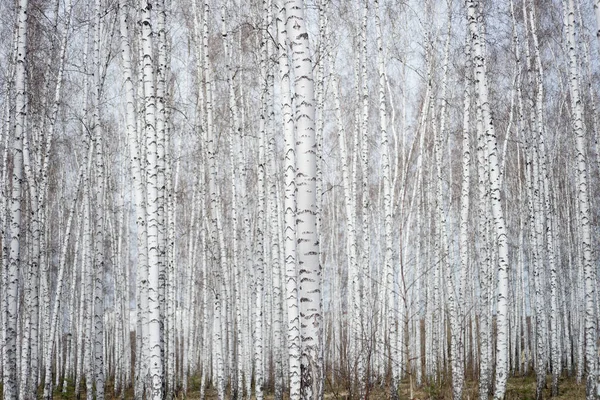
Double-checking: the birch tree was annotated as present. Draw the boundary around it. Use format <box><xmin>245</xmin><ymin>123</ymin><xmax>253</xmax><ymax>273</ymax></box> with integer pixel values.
<box><xmin>277</xmin><ymin>3</ymin><xmax>300</xmax><ymax>399</ymax></box>
<box><xmin>457</xmin><ymin>26</ymin><xmax>472</xmax><ymax>400</ymax></box>
<box><xmin>0</xmin><ymin>0</ymin><xmax>599</xmax><ymax>398</ymax></box>
<box><xmin>91</xmin><ymin>1</ymin><xmax>107</xmax><ymax>397</ymax></box>
<box><xmin>563</xmin><ymin>0</ymin><xmax>598</xmax><ymax>398</ymax></box>
<box><xmin>3</xmin><ymin>1</ymin><xmax>28</xmax><ymax>398</ymax></box>
<box><xmin>466</xmin><ymin>1</ymin><xmax>510</xmax><ymax>398</ymax></box>
<box><xmin>140</xmin><ymin>0</ymin><xmax>165</xmax><ymax>397</ymax></box>
<box><xmin>118</xmin><ymin>0</ymin><xmax>151</xmax><ymax>395</ymax></box>
<box><xmin>42</xmin><ymin>160</ymin><xmax>86</xmax><ymax>400</ymax></box>
<box><xmin>284</xmin><ymin>0</ymin><xmax>322</xmax><ymax>397</ymax></box>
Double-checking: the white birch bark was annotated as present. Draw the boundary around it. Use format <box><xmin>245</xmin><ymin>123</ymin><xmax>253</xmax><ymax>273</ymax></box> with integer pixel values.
<box><xmin>3</xmin><ymin>1</ymin><xmax>28</xmax><ymax>398</ymax></box>
<box><xmin>435</xmin><ymin>8</ymin><xmax>463</xmax><ymax>399</ymax></box>
<box><xmin>64</xmin><ymin>211</ymin><xmax>82</xmax><ymax>392</ymax></box>
<box><xmin>358</xmin><ymin>3</ymin><xmax>371</xmax><ymax>384</ymax></box>
<box><xmin>0</xmin><ymin>51</ymin><xmax>13</xmax><ymax>388</ymax></box>
<box><xmin>241</xmin><ymin>127</ymin><xmax>254</xmax><ymax>400</ymax></box>
<box><xmin>594</xmin><ymin>0</ymin><xmax>600</xmax><ymax>47</ymax></box>
<box><xmin>410</xmin><ymin>44</ymin><xmax>432</xmax><ymax>384</ymax></box>
<box><xmin>284</xmin><ymin>0</ymin><xmax>321</xmax><ymax>397</ymax></box>
<box><xmin>154</xmin><ymin>0</ymin><xmax>172</xmax><ymax>395</ymax></box>
<box><xmin>92</xmin><ymin>1</ymin><xmax>106</xmax><ymax>396</ymax></box>
<box><xmin>114</xmin><ymin>197</ymin><xmax>131</xmax><ymax>394</ymax></box>
<box><xmin>201</xmin><ymin>2</ymin><xmax>227</xmax><ymax>397</ymax></box>
<box><xmin>255</xmin><ymin>82</ymin><xmax>266</xmax><ymax>400</ymax></box>
<box><xmin>199</xmin><ymin>203</ymin><xmax>209</xmax><ymax>400</ymax></box>
<box><xmin>140</xmin><ymin>1</ymin><xmax>164</xmax><ymax>397</ymax></box>
<box><xmin>457</xmin><ymin>28</ymin><xmax>472</xmax><ymax>400</ymax></box>
<box><xmin>253</xmin><ymin>3</ymin><xmax>272</xmax><ymax>399</ymax></box>
<box><xmin>75</xmin><ymin>143</ymin><xmax>92</xmax><ymax>396</ymax></box>
<box><xmin>475</xmin><ymin>72</ymin><xmax>491</xmax><ymax>400</ymax></box>
<box><xmin>315</xmin><ymin>0</ymin><xmax>327</xmax><ymax>275</ymax></box>
<box><xmin>84</xmin><ymin>174</ymin><xmax>95</xmax><ymax>400</ymax></box>
<box><xmin>0</xmin><ymin>37</ymin><xmax>16</xmax><ymax>322</ymax></box>
<box><xmin>19</xmin><ymin>92</ymin><xmax>40</xmax><ymax>400</ymax></box>
<box><xmin>373</xmin><ymin>1</ymin><xmax>397</xmax><ymax>397</ymax></box>
<box><xmin>331</xmin><ymin>49</ymin><xmax>361</xmax><ymax>400</ymax></box>
<box><xmin>42</xmin><ymin>162</ymin><xmax>85</xmax><ymax>399</ymax></box>
<box><xmin>466</xmin><ymin>1</ymin><xmax>510</xmax><ymax>397</ymax></box>
<box><xmin>577</xmin><ymin>0</ymin><xmax>600</xmax><ymax>220</ymax></box>
<box><xmin>563</xmin><ymin>1</ymin><xmax>598</xmax><ymax>397</ymax></box>
<box><xmin>521</xmin><ymin>2</ymin><xmax>547</xmax><ymax>395</ymax></box>
<box><xmin>527</xmin><ymin>1</ymin><xmax>560</xmax><ymax>395</ymax></box>
<box><xmin>268</xmin><ymin>72</ymin><xmax>284</xmax><ymax>400</ymax></box>
<box><xmin>166</xmin><ymin>132</ymin><xmax>177</xmax><ymax>400</ymax></box>
<box><xmin>119</xmin><ymin>3</ymin><xmax>138</xmax><ymax>393</ymax></box>
<box><xmin>118</xmin><ymin>0</ymin><xmax>151</xmax><ymax>397</ymax></box>
<box><xmin>19</xmin><ymin>1</ymin><xmax>73</xmax><ymax>395</ymax></box>
<box><xmin>221</xmin><ymin>5</ymin><xmax>246</xmax><ymax>397</ymax></box>
<box><xmin>511</xmin><ymin>0</ymin><xmax>522</xmax><ymax>376</ymax></box>
<box><xmin>182</xmin><ymin>179</ymin><xmax>198</xmax><ymax>395</ymax></box>
<box><xmin>277</xmin><ymin>3</ymin><xmax>301</xmax><ymax>398</ymax></box>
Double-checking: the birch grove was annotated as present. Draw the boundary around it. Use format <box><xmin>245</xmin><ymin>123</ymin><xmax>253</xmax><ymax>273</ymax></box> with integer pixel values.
<box><xmin>2</xmin><ymin>0</ymin><xmax>600</xmax><ymax>399</ymax></box>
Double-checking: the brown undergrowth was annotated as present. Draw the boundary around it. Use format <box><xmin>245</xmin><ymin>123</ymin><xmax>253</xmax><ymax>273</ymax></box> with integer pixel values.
<box><xmin>19</xmin><ymin>374</ymin><xmax>585</xmax><ymax>399</ymax></box>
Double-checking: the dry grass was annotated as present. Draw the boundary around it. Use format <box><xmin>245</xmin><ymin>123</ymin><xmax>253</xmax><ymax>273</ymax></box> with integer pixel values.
<box><xmin>42</xmin><ymin>375</ymin><xmax>586</xmax><ymax>399</ymax></box>
<box><xmin>184</xmin><ymin>375</ymin><xmax>586</xmax><ymax>399</ymax></box>
<box><xmin>392</xmin><ymin>375</ymin><xmax>586</xmax><ymax>400</ymax></box>
<box><xmin>502</xmin><ymin>375</ymin><xmax>585</xmax><ymax>400</ymax></box>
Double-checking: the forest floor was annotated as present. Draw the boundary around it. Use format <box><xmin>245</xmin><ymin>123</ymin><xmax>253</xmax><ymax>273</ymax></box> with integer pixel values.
<box><xmin>392</xmin><ymin>375</ymin><xmax>586</xmax><ymax>399</ymax></box>
<box><xmin>319</xmin><ymin>375</ymin><xmax>585</xmax><ymax>399</ymax></box>
<box><xmin>44</xmin><ymin>374</ymin><xmax>586</xmax><ymax>399</ymax></box>
<box><xmin>43</xmin><ymin>375</ymin><xmax>585</xmax><ymax>400</ymax></box>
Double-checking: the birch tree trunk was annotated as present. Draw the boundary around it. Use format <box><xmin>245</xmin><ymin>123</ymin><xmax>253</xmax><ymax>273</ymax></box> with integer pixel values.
<box><xmin>527</xmin><ymin>1</ymin><xmax>560</xmax><ymax>395</ymax></box>
<box><xmin>201</xmin><ymin>2</ymin><xmax>228</xmax><ymax>397</ymax></box>
<box><xmin>594</xmin><ymin>0</ymin><xmax>600</xmax><ymax>47</ymax></box>
<box><xmin>119</xmin><ymin>0</ymin><xmax>151</xmax><ymax>397</ymax></box>
<box><xmin>19</xmin><ymin>1</ymin><xmax>73</xmax><ymax>396</ymax></box>
<box><xmin>358</xmin><ymin>3</ymin><xmax>371</xmax><ymax>387</ymax></box>
<box><xmin>75</xmin><ymin>106</ymin><xmax>92</xmax><ymax>396</ymax></box>
<box><xmin>457</xmin><ymin>28</ymin><xmax>472</xmax><ymax>400</ymax></box>
<box><xmin>154</xmin><ymin>0</ymin><xmax>172</xmax><ymax>395</ymax></box>
<box><xmin>331</xmin><ymin>49</ymin><xmax>360</xmax><ymax>400</ymax></box>
<box><xmin>83</xmin><ymin>162</ymin><xmax>95</xmax><ymax>400</ymax></box>
<box><xmin>119</xmin><ymin>1</ymin><xmax>150</xmax><ymax>396</ymax></box>
<box><xmin>563</xmin><ymin>1</ymin><xmax>598</xmax><ymax>397</ymax></box>
<box><xmin>253</xmin><ymin>3</ymin><xmax>270</xmax><ymax>398</ymax></box>
<box><xmin>92</xmin><ymin>1</ymin><xmax>106</xmax><ymax>397</ymax></box>
<box><xmin>466</xmin><ymin>1</ymin><xmax>510</xmax><ymax>398</ymax></box>
<box><xmin>435</xmin><ymin>8</ymin><xmax>463</xmax><ymax>399</ymax></box>
<box><xmin>284</xmin><ymin>0</ymin><xmax>322</xmax><ymax>397</ymax></box>
<box><xmin>3</xmin><ymin>1</ymin><xmax>28</xmax><ymax>398</ymax></box>
<box><xmin>373</xmin><ymin>1</ymin><xmax>397</xmax><ymax>397</ymax></box>
<box><xmin>221</xmin><ymin>4</ymin><xmax>245</xmax><ymax>397</ymax></box>
<box><xmin>42</xmin><ymin>162</ymin><xmax>85</xmax><ymax>399</ymax></box>
<box><xmin>140</xmin><ymin>0</ymin><xmax>164</xmax><ymax>397</ymax></box>
<box><xmin>277</xmin><ymin>3</ymin><xmax>301</xmax><ymax>398</ymax></box>
<box><xmin>20</xmin><ymin>88</ymin><xmax>40</xmax><ymax>400</ymax></box>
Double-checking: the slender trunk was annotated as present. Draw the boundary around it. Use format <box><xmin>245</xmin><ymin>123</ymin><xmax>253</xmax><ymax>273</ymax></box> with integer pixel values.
<box><xmin>466</xmin><ymin>1</ymin><xmax>510</xmax><ymax>397</ymax></box>
<box><xmin>284</xmin><ymin>0</ymin><xmax>322</xmax><ymax>397</ymax></box>
<box><xmin>457</xmin><ymin>28</ymin><xmax>472</xmax><ymax>400</ymax></box>
<box><xmin>3</xmin><ymin>1</ymin><xmax>28</xmax><ymax>398</ymax></box>
<box><xmin>563</xmin><ymin>1</ymin><xmax>598</xmax><ymax>397</ymax></box>
<box><xmin>277</xmin><ymin>3</ymin><xmax>300</xmax><ymax>398</ymax></box>
<box><xmin>140</xmin><ymin>0</ymin><xmax>164</xmax><ymax>397</ymax></box>
<box><xmin>42</xmin><ymin>162</ymin><xmax>86</xmax><ymax>399</ymax></box>
<box><xmin>92</xmin><ymin>1</ymin><xmax>106</xmax><ymax>397</ymax></box>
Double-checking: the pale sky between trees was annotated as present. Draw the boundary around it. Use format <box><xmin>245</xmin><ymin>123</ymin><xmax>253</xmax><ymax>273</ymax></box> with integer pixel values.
<box><xmin>1</xmin><ymin>0</ymin><xmax>600</xmax><ymax>399</ymax></box>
